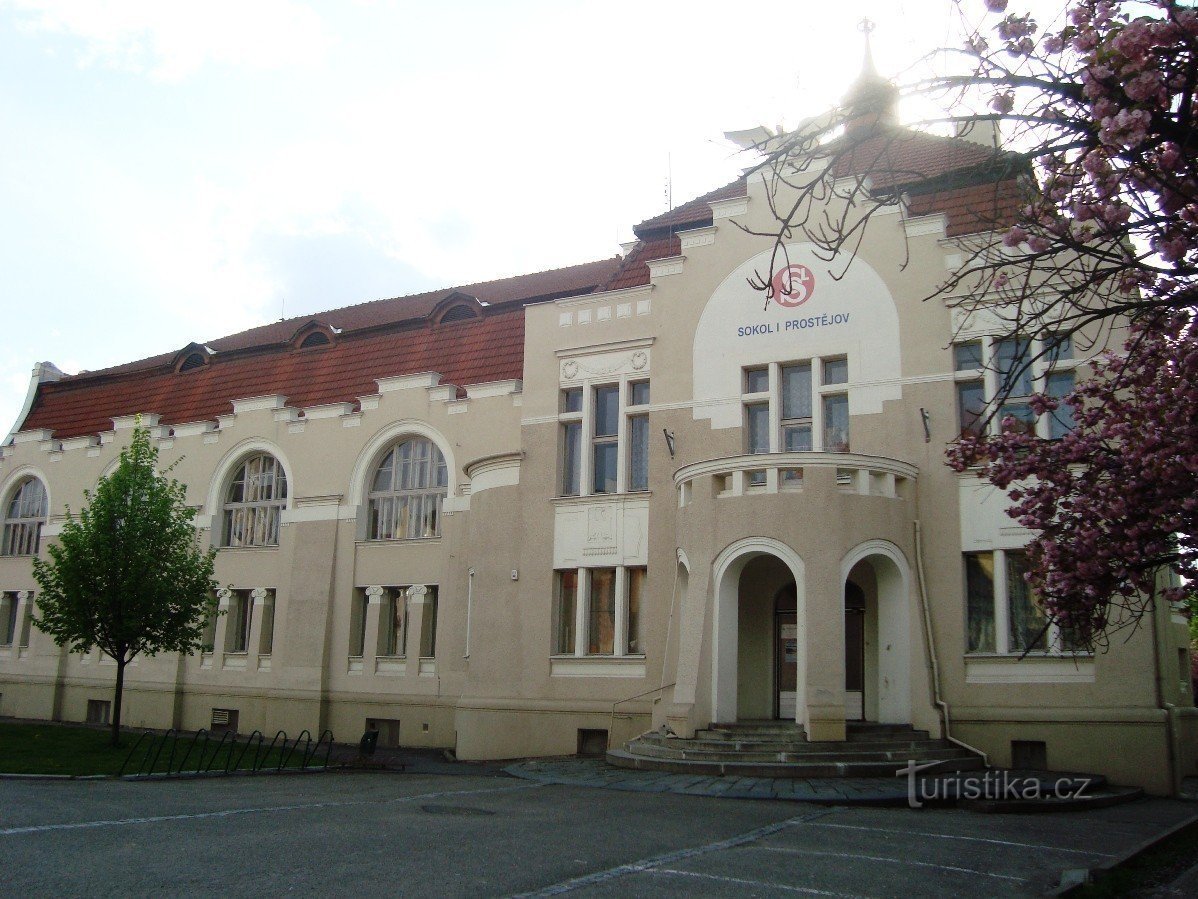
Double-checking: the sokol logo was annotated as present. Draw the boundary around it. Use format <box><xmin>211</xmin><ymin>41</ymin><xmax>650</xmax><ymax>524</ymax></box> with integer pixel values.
<box><xmin>770</xmin><ymin>264</ymin><xmax>815</xmax><ymax>308</ymax></box>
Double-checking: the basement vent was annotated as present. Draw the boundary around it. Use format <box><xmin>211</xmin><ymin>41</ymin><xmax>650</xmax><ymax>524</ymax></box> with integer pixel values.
<box><xmin>211</xmin><ymin>708</ymin><xmax>239</xmax><ymax>733</ymax></box>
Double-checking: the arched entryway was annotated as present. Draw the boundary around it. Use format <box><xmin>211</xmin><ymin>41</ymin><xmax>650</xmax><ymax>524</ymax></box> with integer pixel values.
<box><xmin>711</xmin><ymin>538</ymin><xmax>805</xmax><ymax>725</ymax></box>
<box><xmin>841</xmin><ymin>541</ymin><xmax>912</xmax><ymax>725</ymax></box>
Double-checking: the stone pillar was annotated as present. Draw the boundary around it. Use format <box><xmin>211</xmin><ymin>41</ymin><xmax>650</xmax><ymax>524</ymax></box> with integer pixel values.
<box><xmin>214</xmin><ymin>587</ymin><xmax>232</xmax><ymax>656</ymax></box>
<box><xmin>802</xmin><ymin>556</ymin><xmax>846</xmax><ymax>741</ymax></box>
<box><xmin>246</xmin><ymin>587</ymin><xmax>268</xmax><ymax>664</ymax></box>
<box><xmin>406</xmin><ymin>585</ymin><xmax>431</xmax><ymax>661</ymax></box>
<box><xmin>668</xmin><ymin>564</ymin><xmax>712</xmax><ymax>738</ymax></box>
<box><xmin>363</xmin><ymin>586</ymin><xmax>384</xmax><ymax>665</ymax></box>
<box><xmin>13</xmin><ymin>590</ymin><xmax>31</xmax><ymax>653</ymax></box>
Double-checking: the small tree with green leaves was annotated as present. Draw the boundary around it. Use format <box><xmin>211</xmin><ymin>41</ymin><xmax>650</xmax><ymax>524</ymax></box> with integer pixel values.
<box><xmin>32</xmin><ymin>425</ymin><xmax>217</xmax><ymax>745</ymax></box>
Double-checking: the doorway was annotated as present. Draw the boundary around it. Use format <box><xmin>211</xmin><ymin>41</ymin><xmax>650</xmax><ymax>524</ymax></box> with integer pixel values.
<box><xmin>775</xmin><ymin>585</ymin><xmax>798</xmax><ymax>720</ymax></box>
<box><xmin>844</xmin><ymin>582</ymin><xmax>866</xmax><ymax>720</ymax></box>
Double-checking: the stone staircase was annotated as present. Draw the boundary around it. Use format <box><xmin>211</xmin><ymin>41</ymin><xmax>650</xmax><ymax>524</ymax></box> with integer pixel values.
<box><xmin>607</xmin><ymin>720</ymin><xmax>985</xmax><ymax>779</ymax></box>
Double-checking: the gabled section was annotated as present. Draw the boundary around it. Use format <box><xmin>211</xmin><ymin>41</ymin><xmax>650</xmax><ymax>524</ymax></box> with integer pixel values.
<box><xmin>173</xmin><ymin>343</ymin><xmax>214</xmax><ymax>373</ymax></box>
<box><xmin>431</xmin><ymin>291</ymin><xmax>484</xmax><ymax>326</ymax></box>
<box><xmin>291</xmin><ymin>319</ymin><xmax>338</xmax><ymax>350</ymax></box>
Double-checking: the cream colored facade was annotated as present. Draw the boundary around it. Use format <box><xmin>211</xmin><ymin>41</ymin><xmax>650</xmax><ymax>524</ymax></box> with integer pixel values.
<box><xmin>2</xmin><ymin>114</ymin><xmax>1196</xmax><ymax>796</ymax></box>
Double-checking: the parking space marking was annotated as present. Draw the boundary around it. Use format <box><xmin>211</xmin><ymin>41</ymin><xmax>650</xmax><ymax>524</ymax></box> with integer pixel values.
<box><xmin>514</xmin><ymin>807</ymin><xmax>836</xmax><ymax>897</ymax></box>
<box><xmin>751</xmin><ymin>845</ymin><xmax>1024</xmax><ymax>881</ymax></box>
<box><xmin>649</xmin><ymin>868</ymin><xmax>865</xmax><ymax>896</ymax></box>
<box><xmin>0</xmin><ymin>782</ymin><xmax>541</xmax><ymax>837</ymax></box>
<box><xmin>802</xmin><ymin>821</ymin><xmax>1118</xmax><ymax>857</ymax></box>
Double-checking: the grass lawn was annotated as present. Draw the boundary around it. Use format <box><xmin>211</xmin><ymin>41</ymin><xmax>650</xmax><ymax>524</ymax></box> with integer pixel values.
<box><xmin>0</xmin><ymin>721</ymin><xmax>320</xmax><ymax>777</ymax></box>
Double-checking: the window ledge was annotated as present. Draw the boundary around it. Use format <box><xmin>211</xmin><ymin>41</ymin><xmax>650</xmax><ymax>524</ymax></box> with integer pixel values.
<box><xmin>552</xmin><ymin>492</ymin><xmax>652</xmax><ymax>506</ymax></box>
<box><xmin>965</xmin><ymin>654</ymin><xmax>1095</xmax><ymax>684</ymax></box>
<box><xmin>550</xmin><ymin>655</ymin><xmax>647</xmax><ymax>678</ymax></box>
<box><xmin>218</xmin><ymin>544</ymin><xmax>280</xmax><ymax>553</ymax></box>
<box><xmin>356</xmin><ymin>537</ymin><xmax>443</xmax><ymax>546</ymax></box>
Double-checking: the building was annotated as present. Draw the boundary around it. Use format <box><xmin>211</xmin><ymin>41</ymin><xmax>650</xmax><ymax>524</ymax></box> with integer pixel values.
<box><xmin>2</xmin><ymin>58</ymin><xmax>1195</xmax><ymax>795</ymax></box>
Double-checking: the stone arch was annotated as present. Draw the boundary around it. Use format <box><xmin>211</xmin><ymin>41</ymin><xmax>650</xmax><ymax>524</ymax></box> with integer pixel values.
<box><xmin>710</xmin><ymin>537</ymin><xmax>806</xmax><ymax>724</ymax></box>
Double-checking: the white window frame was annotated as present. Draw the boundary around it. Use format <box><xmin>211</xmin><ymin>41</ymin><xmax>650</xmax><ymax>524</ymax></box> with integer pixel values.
<box><xmin>558</xmin><ymin>377</ymin><xmax>651</xmax><ymax>497</ymax></box>
<box><xmin>2</xmin><ymin>477</ymin><xmax>47</xmax><ymax>557</ymax></box>
<box><xmin>222</xmin><ymin>454</ymin><xmax>287</xmax><ymax>548</ymax></box>
<box><xmin>367</xmin><ymin>438</ymin><xmax>449</xmax><ymax>540</ymax></box>
<box><xmin>963</xmin><ymin>549</ymin><xmax>1088</xmax><ymax>656</ymax></box>
<box><xmin>952</xmin><ymin>333</ymin><xmax>1081</xmax><ymax>439</ymax></box>
<box><xmin>741</xmin><ymin>357</ymin><xmax>850</xmax><ymax>455</ymax></box>
<box><xmin>552</xmin><ymin>565</ymin><xmax>646</xmax><ymax>658</ymax></box>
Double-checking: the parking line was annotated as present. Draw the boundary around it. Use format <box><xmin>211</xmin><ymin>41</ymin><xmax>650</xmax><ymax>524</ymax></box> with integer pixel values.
<box><xmin>650</xmin><ymin>868</ymin><xmax>866</xmax><ymax>896</ymax></box>
<box><xmin>0</xmin><ymin>782</ymin><xmax>541</xmax><ymax>836</ymax></box>
<box><xmin>801</xmin><ymin>821</ymin><xmax>1117</xmax><ymax>857</ymax></box>
<box><xmin>752</xmin><ymin>845</ymin><xmax>1024</xmax><ymax>881</ymax></box>
<box><xmin>513</xmin><ymin>807</ymin><xmax>837</xmax><ymax>897</ymax></box>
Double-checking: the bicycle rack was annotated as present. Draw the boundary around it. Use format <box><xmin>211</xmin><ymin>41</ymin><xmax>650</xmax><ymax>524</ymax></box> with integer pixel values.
<box><xmin>280</xmin><ymin>730</ymin><xmax>311</xmax><ymax>771</ymax></box>
<box><xmin>228</xmin><ymin>730</ymin><xmax>264</xmax><ymax>774</ymax></box>
<box><xmin>116</xmin><ymin>726</ymin><xmax>335</xmax><ymax>778</ymax></box>
<box><xmin>175</xmin><ymin>729</ymin><xmax>210</xmax><ymax>775</ymax></box>
<box><xmin>117</xmin><ymin>731</ymin><xmax>154</xmax><ymax>778</ymax></box>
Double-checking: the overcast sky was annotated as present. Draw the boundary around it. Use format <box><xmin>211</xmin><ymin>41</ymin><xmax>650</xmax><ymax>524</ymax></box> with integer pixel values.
<box><xmin>0</xmin><ymin>0</ymin><xmax>1017</xmax><ymax>437</ymax></box>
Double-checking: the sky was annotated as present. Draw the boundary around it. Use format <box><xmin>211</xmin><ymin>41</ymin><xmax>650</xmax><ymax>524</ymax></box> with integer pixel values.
<box><xmin>0</xmin><ymin>0</ymin><xmax>1023</xmax><ymax>437</ymax></box>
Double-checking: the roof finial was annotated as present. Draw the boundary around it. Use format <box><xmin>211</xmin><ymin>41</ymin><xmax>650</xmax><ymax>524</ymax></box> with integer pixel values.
<box><xmin>858</xmin><ymin>16</ymin><xmax>878</xmax><ymax>78</ymax></box>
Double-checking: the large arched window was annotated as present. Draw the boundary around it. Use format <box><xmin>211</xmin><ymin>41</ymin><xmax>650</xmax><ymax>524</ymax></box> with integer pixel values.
<box><xmin>368</xmin><ymin>438</ymin><xmax>448</xmax><ymax>540</ymax></box>
<box><xmin>2</xmin><ymin>478</ymin><xmax>47</xmax><ymax>556</ymax></box>
<box><xmin>223</xmin><ymin>455</ymin><xmax>287</xmax><ymax>547</ymax></box>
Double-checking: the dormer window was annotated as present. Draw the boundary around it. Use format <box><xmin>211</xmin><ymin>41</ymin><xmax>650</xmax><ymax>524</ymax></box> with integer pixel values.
<box><xmin>299</xmin><ymin>331</ymin><xmax>331</xmax><ymax>349</ymax></box>
<box><xmin>173</xmin><ymin>343</ymin><xmax>213</xmax><ymax>373</ymax></box>
<box><xmin>438</xmin><ymin>304</ymin><xmax>479</xmax><ymax>324</ymax></box>
<box><xmin>431</xmin><ymin>292</ymin><xmax>483</xmax><ymax>326</ymax></box>
<box><xmin>180</xmin><ymin>353</ymin><xmax>207</xmax><ymax>372</ymax></box>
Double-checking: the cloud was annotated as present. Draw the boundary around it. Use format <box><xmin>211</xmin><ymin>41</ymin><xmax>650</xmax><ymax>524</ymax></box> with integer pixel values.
<box><xmin>2</xmin><ymin>0</ymin><xmax>330</xmax><ymax>80</ymax></box>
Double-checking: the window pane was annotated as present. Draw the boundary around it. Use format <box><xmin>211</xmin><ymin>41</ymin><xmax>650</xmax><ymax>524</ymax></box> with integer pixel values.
<box><xmin>594</xmin><ymin>386</ymin><xmax>619</xmax><ymax>437</ymax></box>
<box><xmin>823</xmin><ymin>394</ymin><xmax>850</xmax><ymax>452</ymax></box>
<box><xmin>823</xmin><ymin>358</ymin><xmax>848</xmax><ymax>385</ymax></box>
<box><xmin>561</xmin><ymin>422</ymin><xmax>581</xmax><ymax>496</ymax></box>
<box><xmin>627</xmin><ymin>568</ymin><xmax>645</xmax><ymax>655</ymax></box>
<box><xmin>996</xmin><ymin>337</ymin><xmax>1033</xmax><ymax>396</ymax></box>
<box><xmin>1047</xmin><ymin>371</ymin><xmax>1076</xmax><ymax>439</ymax></box>
<box><xmin>781</xmin><ymin>363</ymin><xmax>812</xmax><ymax>420</ymax></box>
<box><xmin>419</xmin><ymin>590</ymin><xmax>437</xmax><ymax>658</ymax></box>
<box><xmin>746</xmin><ymin>403</ymin><xmax>770</xmax><ymax>454</ymax></box>
<box><xmin>999</xmin><ymin>403</ymin><xmax>1036</xmax><ymax>434</ymax></box>
<box><xmin>782</xmin><ymin>424</ymin><xmax>812</xmax><ymax>452</ymax></box>
<box><xmin>1008</xmin><ymin>552</ymin><xmax>1048</xmax><ymax>652</ymax></box>
<box><xmin>554</xmin><ymin>571</ymin><xmax>577</xmax><ymax>654</ymax></box>
<box><xmin>561</xmin><ymin>387</ymin><xmax>582</xmax><ymax>413</ymax></box>
<box><xmin>1046</xmin><ymin>332</ymin><xmax>1073</xmax><ymax>363</ymax></box>
<box><xmin>957</xmin><ymin>380</ymin><xmax>986</xmax><ymax>436</ymax></box>
<box><xmin>745</xmin><ymin>367</ymin><xmax>769</xmax><ymax>394</ymax></box>
<box><xmin>954</xmin><ymin>341</ymin><xmax>983</xmax><ymax>371</ymax></box>
<box><xmin>588</xmin><ymin>569</ymin><xmax>616</xmax><ymax>655</ymax></box>
<box><xmin>629</xmin><ymin>381</ymin><xmax>650</xmax><ymax>406</ymax></box>
<box><xmin>965</xmin><ymin>553</ymin><xmax>995</xmax><ymax>652</ymax></box>
<box><xmin>593</xmin><ymin>442</ymin><xmax>618</xmax><ymax>494</ymax></box>
<box><xmin>350</xmin><ymin>590</ymin><xmax>366</xmax><ymax>657</ymax></box>
<box><xmin>629</xmin><ymin>415</ymin><xmax>649</xmax><ymax>492</ymax></box>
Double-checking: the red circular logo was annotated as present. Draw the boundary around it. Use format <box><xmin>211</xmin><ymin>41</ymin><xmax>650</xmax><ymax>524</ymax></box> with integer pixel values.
<box><xmin>770</xmin><ymin>264</ymin><xmax>815</xmax><ymax>308</ymax></box>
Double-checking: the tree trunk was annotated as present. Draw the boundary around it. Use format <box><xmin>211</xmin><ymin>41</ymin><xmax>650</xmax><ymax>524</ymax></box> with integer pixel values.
<box><xmin>111</xmin><ymin>658</ymin><xmax>125</xmax><ymax>747</ymax></box>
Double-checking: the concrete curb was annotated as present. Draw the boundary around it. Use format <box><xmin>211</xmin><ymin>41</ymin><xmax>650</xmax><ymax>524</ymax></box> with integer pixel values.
<box><xmin>1050</xmin><ymin>809</ymin><xmax>1198</xmax><ymax>896</ymax></box>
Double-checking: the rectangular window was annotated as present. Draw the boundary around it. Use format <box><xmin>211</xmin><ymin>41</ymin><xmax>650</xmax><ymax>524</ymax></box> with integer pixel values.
<box><xmin>957</xmin><ymin>380</ymin><xmax>986</xmax><ymax>436</ymax></box>
<box><xmin>379</xmin><ymin>590</ymin><xmax>407</xmax><ymax>657</ymax></box>
<box><xmin>587</xmin><ymin>569</ymin><xmax>616</xmax><ymax>656</ymax></box>
<box><xmin>258</xmin><ymin>591</ymin><xmax>275</xmax><ymax>655</ymax></box>
<box><xmin>561</xmin><ymin>387</ymin><xmax>583</xmax><ymax>413</ymax></box>
<box><xmin>628</xmin><ymin>414</ymin><xmax>649</xmax><ymax>492</ymax></box>
<box><xmin>964</xmin><ymin>553</ymin><xmax>996</xmax><ymax>653</ymax></box>
<box><xmin>226</xmin><ymin>591</ymin><xmax>252</xmax><ymax>653</ymax></box>
<box><xmin>996</xmin><ymin>337</ymin><xmax>1034</xmax><ymax>397</ymax></box>
<box><xmin>418</xmin><ymin>589</ymin><xmax>438</xmax><ymax>658</ymax></box>
<box><xmin>0</xmin><ymin>592</ymin><xmax>16</xmax><ymax>646</ymax></box>
<box><xmin>745</xmin><ymin>367</ymin><xmax>769</xmax><ymax>394</ymax></box>
<box><xmin>954</xmin><ymin>341</ymin><xmax>984</xmax><ymax>371</ymax></box>
<box><xmin>201</xmin><ymin>600</ymin><xmax>218</xmax><ymax>653</ymax></box>
<box><xmin>18</xmin><ymin>595</ymin><xmax>32</xmax><ymax>648</ymax></box>
<box><xmin>1007</xmin><ymin>552</ymin><xmax>1048</xmax><ymax>652</ymax></box>
<box><xmin>823</xmin><ymin>393</ymin><xmax>850</xmax><ymax>452</ymax></box>
<box><xmin>629</xmin><ymin>380</ymin><xmax>650</xmax><ymax>407</ymax></box>
<box><xmin>1046</xmin><ymin>371</ymin><xmax>1076</xmax><ymax>439</ymax></box>
<box><xmin>781</xmin><ymin>363</ymin><xmax>813</xmax><ymax>452</ymax></box>
<box><xmin>592</xmin><ymin>385</ymin><xmax>619</xmax><ymax>494</ymax></box>
<box><xmin>823</xmin><ymin>358</ymin><xmax>849</xmax><ymax>385</ymax></box>
<box><xmin>627</xmin><ymin>568</ymin><xmax>646</xmax><ymax>655</ymax></box>
<box><xmin>349</xmin><ymin>589</ymin><xmax>367</xmax><ymax>657</ymax></box>
<box><xmin>746</xmin><ymin>402</ymin><xmax>770</xmax><ymax>454</ymax></box>
<box><xmin>561</xmin><ymin>421</ymin><xmax>582</xmax><ymax>496</ymax></box>
<box><xmin>553</xmin><ymin>570</ymin><xmax>577</xmax><ymax>654</ymax></box>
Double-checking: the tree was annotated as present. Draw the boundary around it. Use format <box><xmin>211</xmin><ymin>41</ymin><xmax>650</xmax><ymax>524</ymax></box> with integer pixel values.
<box><xmin>745</xmin><ymin>0</ymin><xmax>1197</xmax><ymax>647</ymax></box>
<box><xmin>32</xmin><ymin>425</ymin><xmax>217</xmax><ymax>745</ymax></box>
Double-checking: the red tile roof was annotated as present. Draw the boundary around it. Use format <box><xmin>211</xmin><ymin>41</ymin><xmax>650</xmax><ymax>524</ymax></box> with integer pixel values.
<box><xmin>907</xmin><ymin>178</ymin><xmax>1025</xmax><ymax>237</ymax></box>
<box><xmin>634</xmin><ymin>178</ymin><xmax>749</xmax><ymax>238</ymax></box>
<box><xmin>598</xmin><ymin>237</ymin><xmax>682</xmax><ymax>292</ymax></box>
<box><xmin>21</xmin><ymin>258</ymin><xmax>621</xmax><ymax>439</ymax></box>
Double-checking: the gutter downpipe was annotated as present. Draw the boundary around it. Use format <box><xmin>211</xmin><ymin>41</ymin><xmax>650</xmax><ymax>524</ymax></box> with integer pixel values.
<box><xmin>1150</xmin><ymin>584</ymin><xmax>1180</xmax><ymax>795</ymax></box>
<box><xmin>914</xmin><ymin>520</ymin><xmax>989</xmax><ymax>765</ymax></box>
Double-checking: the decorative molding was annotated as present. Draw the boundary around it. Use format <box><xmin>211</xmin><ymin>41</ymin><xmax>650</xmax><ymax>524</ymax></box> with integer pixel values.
<box><xmin>463</xmin><ymin>451</ymin><xmax>523</xmax><ymax>494</ymax></box>
<box><xmin>465</xmin><ymin>380</ymin><xmax>522</xmax><ymax>399</ymax></box>
<box><xmin>299</xmin><ymin>402</ymin><xmax>354</xmax><ymax>420</ymax></box>
<box><xmin>647</xmin><ymin>255</ymin><xmax>685</xmax><ymax>278</ymax></box>
<box><xmin>550</xmin><ymin>657</ymin><xmax>647</xmax><ymax>678</ymax></box>
<box><xmin>903</xmin><ymin>213</ymin><xmax>947</xmax><ymax>239</ymax></box>
<box><xmin>709</xmin><ymin>196</ymin><xmax>749</xmax><ymax>219</ymax></box>
<box><xmin>376</xmin><ymin>372</ymin><xmax>441</xmax><ymax>393</ymax></box>
<box><xmin>230</xmin><ymin>396</ymin><xmax>288</xmax><ymax>414</ymax></box>
<box><xmin>555</xmin><ymin>284</ymin><xmax>652</xmax><ymax>309</ymax></box>
<box><xmin>965</xmin><ymin>656</ymin><xmax>1096</xmax><ymax>684</ymax></box>
<box><xmin>680</xmin><ymin>226</ymin><xmax>717</xmax><ymax>250</ymax></box>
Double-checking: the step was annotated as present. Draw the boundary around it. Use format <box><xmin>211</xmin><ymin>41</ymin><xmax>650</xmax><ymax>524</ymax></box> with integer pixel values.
<box><xmin>635</xmin><ymin>734</ymin><xmax>970</xmax><ymax>756</ymax></box>
<box><xmin>606</xmin><ymin>748</ymin><xmax>985</xmax><ymax>779</ymax></box>
<box><xmin>699</xmin><ymin>724</ymin><xmax>931</xmax><ymax>743</ymax></box>
<box><xmin>625</xmin><ymin>742</ymin><xmax>978</xmax><ymax>765</ymax></box>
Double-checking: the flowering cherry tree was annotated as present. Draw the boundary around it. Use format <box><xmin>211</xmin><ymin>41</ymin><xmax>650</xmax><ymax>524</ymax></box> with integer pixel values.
<box><xmin>749</xmin><ymin>0</ymin><xmax>1196</xmax><ymax>646</ymax></box>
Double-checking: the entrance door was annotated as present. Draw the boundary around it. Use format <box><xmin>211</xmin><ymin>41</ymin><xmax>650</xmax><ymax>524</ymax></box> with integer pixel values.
<box><xmin>845</xmin><ymin>583</ymin><xmax>866</xmax><ymax>720</ymax></box>
<box><xmin>775</xmin><ymin>585</ymin><xmax>797</xmax><ymax>720</ymax></box>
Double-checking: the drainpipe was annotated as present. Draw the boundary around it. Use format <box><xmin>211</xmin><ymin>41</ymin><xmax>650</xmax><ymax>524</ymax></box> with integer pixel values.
<box><xmin>914</xmin><ymin>520</ymin><xmax>989</xmax><ymax>765</ymax></box>
<box><xmin>464</xmin><ymin>568</ymin><xmax>475</xmax><ymax>659</ymax></box>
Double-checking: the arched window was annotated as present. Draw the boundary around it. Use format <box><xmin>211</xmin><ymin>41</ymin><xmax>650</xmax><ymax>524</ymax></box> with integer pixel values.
<box><xmin>2</xmin><ymin>478</ymin><xmax>47</xmax><ymax>556</ymax></box>
<box><xmin>368</xmin><ymin>438</ymin><xmax>448</xmax><ymax>540</ymax></box>
<box><xmin>222</xmin><ymin>455</ymin><xmax>287</xmax><ymax>547</ymax></box>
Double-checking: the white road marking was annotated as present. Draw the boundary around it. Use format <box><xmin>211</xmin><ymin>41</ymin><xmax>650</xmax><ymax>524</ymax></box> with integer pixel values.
<box><xmin>513</xmin><ymin>808</ymin><xmax>837</xmax><ymax>897</ymax></box>
<box><xmin>752</xmin><ymin>845</ymin><xmax>1024</xmax><ymax>881</ymax></box>
<box><xmin>802</xmin><ymin>821</ymin><xmax>1118</xmax><ymax>857</ymax></box>
<box><xmin>650</xmin><ymin>868</ymin><xmax>867</xmax><ymax>896</ymax></box>
<box><xmin>0</xmin><ymin>783</ymin><xmax>540</xmax><ymax>836</ymax></box>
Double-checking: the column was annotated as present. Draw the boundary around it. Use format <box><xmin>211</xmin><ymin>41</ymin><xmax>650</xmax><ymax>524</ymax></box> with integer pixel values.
<box><xmin>363</xmin><ymin>586</ymin><xmax>384</xmax><ymax>669</ymax></box>
<box><xmin>214</xmin><ymin>587</ymin><xmax>232</xmax><ymax>660</ymax></box>
<box><xmin>405</xmin><ymin>585</ymin><xmax>432</xmax><ymax>673</ymax></box>
<box><xmin>802</xmin><ymin>557</ymin><xmax>846</xmax><ymax>741</ymax></box>
<box><xmin>14</xmin><ymin>591</ymin><xmax>31</xmax><ymax>655</ymax></box>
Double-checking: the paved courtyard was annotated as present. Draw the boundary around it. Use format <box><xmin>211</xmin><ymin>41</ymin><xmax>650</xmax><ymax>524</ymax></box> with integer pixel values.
<box><xmin>0</xmin><ymin>770</ymin><xmax>1194</xmax><ymax>896</ymax></box>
